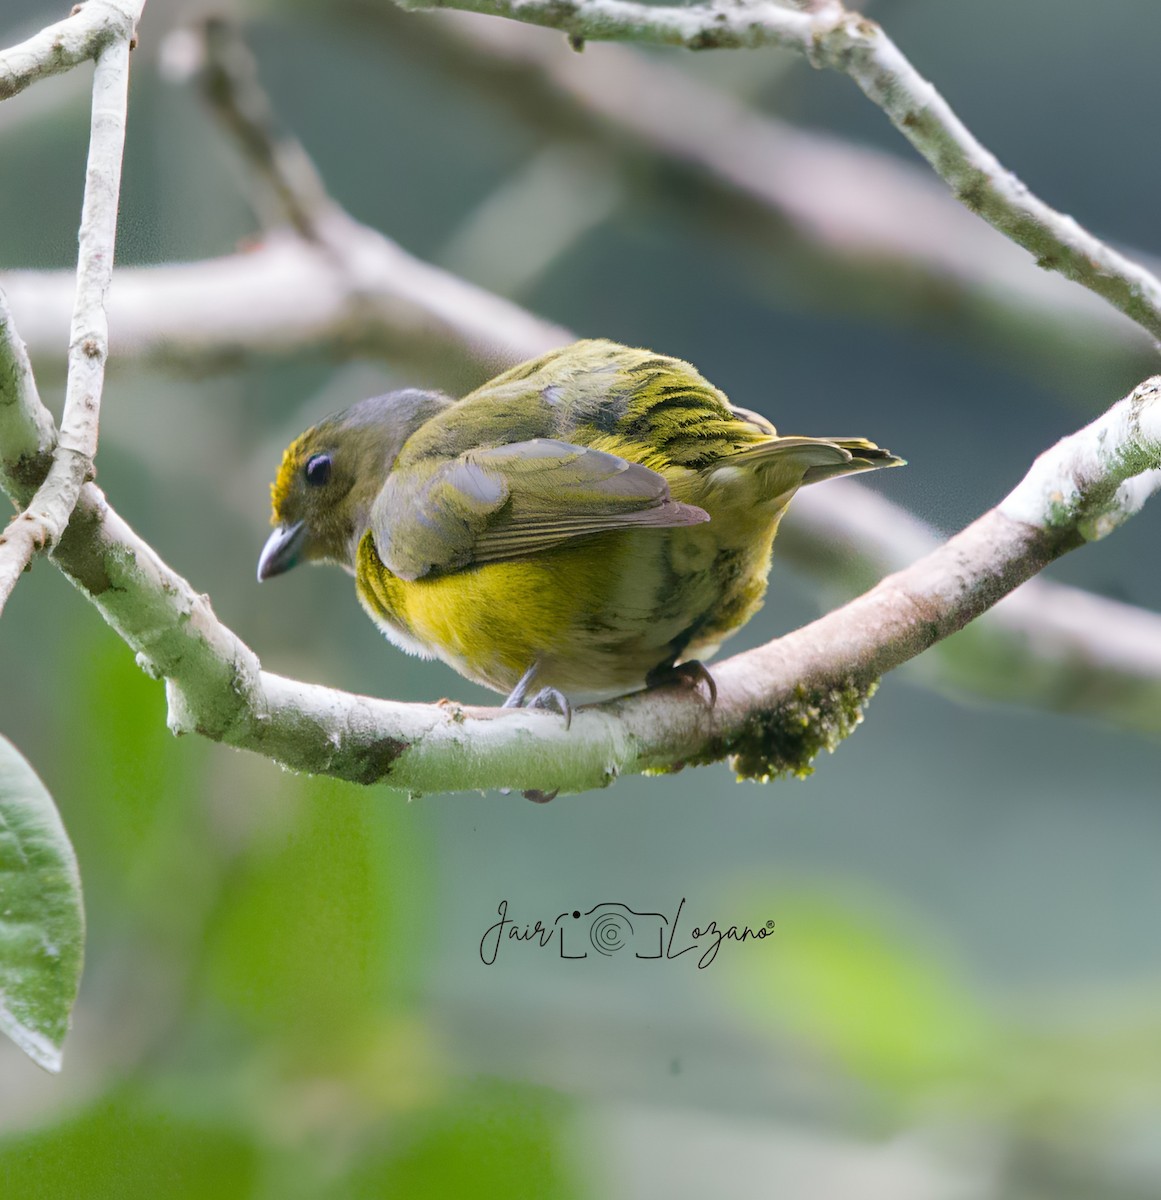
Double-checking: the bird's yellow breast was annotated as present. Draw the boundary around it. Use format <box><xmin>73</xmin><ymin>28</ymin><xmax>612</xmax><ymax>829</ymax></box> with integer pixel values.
<box><xmin>355</xmin><ymin>531</ymin><xmax>634</xmax><ymax>693</ymax></box>
<box><xmin>354</xmin><ymin>507</ymin><xmax>778</xmax><ymax>698</ymax></box>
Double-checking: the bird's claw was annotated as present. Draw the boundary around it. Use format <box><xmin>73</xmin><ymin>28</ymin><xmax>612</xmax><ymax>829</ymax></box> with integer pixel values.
<box><xmin>499</xmin><ymin>785</ymin><xmax>559</xmax><ymax>802</ymax></box>
<box><xmin>529</xmin><ymin>686</ymin><xmax>572</xmax><ymax>730</ymax></box>
<box><xmin>503</xmin><ymin>667</ymin><xmax>572</xmax><ymax>728</ymax></box>
<box><xmin>646</xmin><ymin>659</ymin><xmax>717</xmax><ymax>708</ymax></box>
<box><xmin>521</xmin><ymin>686</ymin><xmax>567</xmax><ymax>800</ymax></box>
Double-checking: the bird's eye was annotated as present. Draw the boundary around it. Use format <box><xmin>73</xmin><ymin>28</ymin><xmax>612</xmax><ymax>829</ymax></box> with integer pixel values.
<box><xmin>305</xmin><ymin>453</ymin><xmax>332</xmax><ymax>486</ymax></box>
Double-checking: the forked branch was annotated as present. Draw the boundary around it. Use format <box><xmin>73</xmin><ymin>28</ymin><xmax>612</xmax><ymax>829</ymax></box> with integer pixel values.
<box><xmin>0</xmin><ymin>0</ymin><xmax>143</xmax><ymax>613</ymax></box>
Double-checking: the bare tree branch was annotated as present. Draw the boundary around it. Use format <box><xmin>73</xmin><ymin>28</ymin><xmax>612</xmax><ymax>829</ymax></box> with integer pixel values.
<box><xmin>5</xmin><ymin>281</ymin><xmax>1161</xmax><ymax>794</ymax></box>
<box><xmin>15</xmin><ymin>243</ymin><xmax>1161</xmax><ymax>736</ymax></box>
<box><xmin>0</xmin><ymin>234</ymin><xmax>570</xmax><ymax>389</ymax></box>
<box><xmin>171</xmin><ymin>16</ymin><xmax>336</xmax><ymax>243</ymax></box>
<box><xmin>0</xmin><ymin>2</ymin><xmax>142</xmax><ymax>614</ymax></box>
<box><xmin>5</xmin><ymin>176</ymin><xmax>1161</xmax><ymax>793</ymax></box>
<box><xmin>779</xmin><ymin>480</ymin><xmax>1161</xmax><ymax>734</ymax></box>
<box><xmin>12</xmin><ymin>4</ymin><xmax>1158</xmax><ymax>388</ymax></box>
<box><xmin>0</xmin><ymin>0</ymin><xmax>138</xmax><ymax>101</ymax></box>
<box><xmin>396</xmin><ymin>0</ymin><xmax>1161</xmax><ymax>345</ymax></box>
<box><xmin>0</xmin><ymin>296</ymin><xmax>54</xmax><ymax>485</ymax></box>
<box><xmin>4</xmin><ymin>5</ymin><xmax>1161</xmax><ymax>799</ymax></box>
<box><xmin>9</xmin><ymin>10</ymin><xmax>1161</xmax><ymax>736</ymax></box>
<box><xmin>343</xmin><ymin>5</ymin><xmax>1153</xmax><ymax>380</ymax></box>
<box><xmin>0</xmin><ymin>14</ymin><xmax>569</xmax><ymax>388</ymax></box>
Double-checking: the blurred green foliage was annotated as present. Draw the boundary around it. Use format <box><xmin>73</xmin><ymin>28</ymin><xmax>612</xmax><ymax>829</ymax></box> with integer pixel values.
<box><xmin>4</xmin><ymin>0</ymin><xmax>1161</xmax><ymax>1196</ymax></box>
<box><xmin>0</xmin><ymin>1090</ymin><xmax>263</xmax><ymax>1200</ymax></box>
<box><xmin>722</xmin><ymin>881</ymin><xmax>1161</xmax><ymax>1167</ymax></box>
<box><xmin>336</xmin><ymin>1081</ymin><xmax>579</xmax><ymax>1200</ymax></box>
<box><xmin>0</xmin><ymin>584</ymin><xmax>580</xmax><ymax>1195</ymax></box>
<box><xmin>723</xmin><ymin>887</ymin><xmax>996</xmax><ymax>1097</ymax></box>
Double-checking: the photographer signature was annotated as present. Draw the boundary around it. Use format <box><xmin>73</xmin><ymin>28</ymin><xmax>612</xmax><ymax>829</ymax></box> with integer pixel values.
<box><xmin>479</xmin><ymin>899</ymin><xmax>774</xmax><ymax>969</ymax></box>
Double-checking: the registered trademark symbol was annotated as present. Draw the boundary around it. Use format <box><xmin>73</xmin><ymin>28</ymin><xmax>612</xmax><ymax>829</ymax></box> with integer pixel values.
<box><xmin>766</xmin><ymin>919</ymin><xmax>775</xmax><ymax>930</ymax></box>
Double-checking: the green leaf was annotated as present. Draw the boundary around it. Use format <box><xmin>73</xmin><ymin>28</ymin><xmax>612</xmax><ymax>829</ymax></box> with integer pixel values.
<box><xmin>0</xmin><ymin>733</ymin><xmax>84</xmax><ymax>1073</ymax></box>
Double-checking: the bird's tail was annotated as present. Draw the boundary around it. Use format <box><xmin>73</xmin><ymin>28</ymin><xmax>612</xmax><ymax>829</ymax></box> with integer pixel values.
<box><xmin>722</xmin><ymin>435</ymin><xmax>905</xmax><ymax>494</ymax></box>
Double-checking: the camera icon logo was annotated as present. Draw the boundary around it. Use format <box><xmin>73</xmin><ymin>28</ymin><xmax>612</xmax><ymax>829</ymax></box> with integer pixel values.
<box><xmin>555</xmin><ymin>902</ymin><xmax>669</xmax><ymax>959</ymax></box>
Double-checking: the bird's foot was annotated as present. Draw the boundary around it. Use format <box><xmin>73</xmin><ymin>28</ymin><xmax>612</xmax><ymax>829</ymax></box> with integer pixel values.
<box><xmin>528</xmin><ymin>686</ymin><xmax>572</xmax><ymax>730</ymax></box>
<box><xmin>500</xmin><ymin>666</ymin><xmax>568</xmax><ymax>801</ymax></box>
<box><xmin>646</xmin><ymin>659</ymin><xmax>718</xmax><ymax>708</ymax></box>
<box><xmin>522</xmin><ymin>686</ymin><xmax>568</xmax><ymax>800</ymax></box>
<box><xmin>502</xmin><ymin>666</ymin><xmax>572</xmax><ymax>729</ymax></box>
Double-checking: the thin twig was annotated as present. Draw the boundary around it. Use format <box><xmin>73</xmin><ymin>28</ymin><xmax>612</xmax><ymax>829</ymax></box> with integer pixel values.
<box><xmin>0</xmin><ymin>15</ymin><xmax>138</xmax><ymax>614</ymax></box>
<box><xmin>396</xmin><ymin>0</ymin><xmax>1161</xmax><ymax>344</ymax></box>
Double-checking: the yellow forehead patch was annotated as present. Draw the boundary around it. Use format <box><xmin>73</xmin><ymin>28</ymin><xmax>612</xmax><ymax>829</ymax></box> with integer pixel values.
<box><xmin>269</xmin><ymin>434</ymin><xmax>309</xmax><ymax>522</ymax></box>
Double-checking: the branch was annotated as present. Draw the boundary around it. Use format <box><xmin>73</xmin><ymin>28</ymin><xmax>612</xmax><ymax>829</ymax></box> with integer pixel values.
<box><xmin>1</xmin><ymin>15</ymin><xmax>570</xmax><ymax>389</ymax></box>
<box><xmin>173</xmin><ymin>18</ymin><xmax>1161</xmax><ymax>737</ymax></box>
<box><xmin>3</xmin><ymin>265</ymin><xmax>1161</xmax><ymax>793</ymax></box>
<box><xmin>185</xmin><ymin>17</ymin><xmax>335</xmax><ymax>243</ymax></box>
<box><xmin>65</xmin><ymin>379</ymin><xmax>1161</xmax><ymax>789</ymax></box>
<box><xmin>14</xmin><ymin>246</ymin><xmax>1161</xmax><ymax>739</ymax></box>
<box><xmin>13</xmin><ymin>5</ymin><xmax>1158</xmax><ymax>387</ymax></box>
<box><xmin>0</xmin><ymin>0</ymin><xmax>138</xmax><ymax>101</ymax></box>
<box><xmin>340</xmin><ymin>5</ymin><xmax>1152</xmax><ymax>381</ymax></box>
<box><xmin>396</xmin><ymin>0</ymin><xmax>1161</xmax><ymax>344</ymax></box>
<box><xmin>8</xmin><ymin>11</ymin><xmax>1161</xmax><ymax>734</ymax></box>
<box><xmin>0</xmin><ymin>5</ymin><xmax>140</xmax><ymax>614</ymax></box>
<box><xmin>0</xmin><ymin>234</ymin><xmax>570</xmax><ymax>389</ymax></box>
<box><xmin>779</xmin><ymin>480</ymin><xmax>1161</xmax><ymax>734</ymax></box>
<box><xmin>0</xmin><ymin>296</ymin><xmax>55</xmax><ymax>488</ymax></box>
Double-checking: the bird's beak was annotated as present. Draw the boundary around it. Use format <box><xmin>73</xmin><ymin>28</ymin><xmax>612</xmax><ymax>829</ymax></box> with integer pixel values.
<box><xmin>257</xmin><ymin>521</ymin><xmax>307</xmax><ymax>581</ymax></box>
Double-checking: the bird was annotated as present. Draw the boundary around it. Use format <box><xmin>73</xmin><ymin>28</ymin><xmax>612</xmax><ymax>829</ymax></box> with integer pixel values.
<box><xmin>258</xmin><ymin>339</ymin><xmax>902</xmax><ymax>721</ymax></box>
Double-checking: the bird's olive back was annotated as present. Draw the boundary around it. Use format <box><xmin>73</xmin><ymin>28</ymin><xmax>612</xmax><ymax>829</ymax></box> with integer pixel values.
<box><xmin>395</xmin><ymin>339</ymin><xmax>771</xmax><ymax>475</ymax></box>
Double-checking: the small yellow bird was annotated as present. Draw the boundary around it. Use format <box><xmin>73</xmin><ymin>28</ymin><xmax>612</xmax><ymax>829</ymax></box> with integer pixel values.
<box><xmin>259</xmin><ymin>340</ymin><xmax>902</xmax><ymax>717</ymax></box>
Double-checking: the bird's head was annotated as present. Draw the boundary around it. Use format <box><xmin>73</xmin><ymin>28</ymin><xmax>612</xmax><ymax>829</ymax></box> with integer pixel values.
<box><xmin>258</xmin><ymin>387</ymin><xmax>453</xmax><ymax>581</ymax></box>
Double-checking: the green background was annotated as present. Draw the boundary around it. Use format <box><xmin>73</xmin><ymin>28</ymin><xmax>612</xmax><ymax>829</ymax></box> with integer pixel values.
<box><xmin>2</xmin><ymin>1</ymin><xmax>1160</xmax><ymax>1195</ymax></box>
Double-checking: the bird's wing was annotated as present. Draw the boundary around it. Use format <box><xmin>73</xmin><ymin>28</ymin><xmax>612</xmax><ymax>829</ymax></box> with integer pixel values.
<box><xmin>370</xmin><ymin>438</ymin><xmax>709</xmax><ymax>581</ymax></box>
